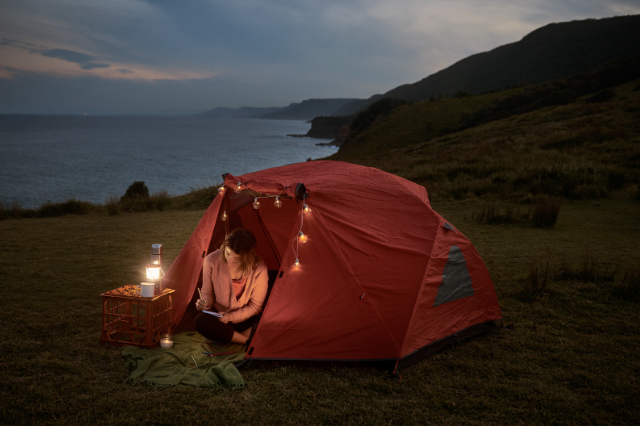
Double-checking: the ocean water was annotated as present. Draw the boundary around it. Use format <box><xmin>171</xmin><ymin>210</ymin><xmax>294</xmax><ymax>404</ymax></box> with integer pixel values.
<box><xmin>0</xmin><ymin>115</ymin><xmax>337</xmax><ymax>208</ymax></box>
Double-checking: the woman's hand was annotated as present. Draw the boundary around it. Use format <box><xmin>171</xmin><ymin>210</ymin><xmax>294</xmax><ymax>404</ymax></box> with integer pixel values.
<box><xmin>195</xmin><ymin>298</ymin><xmax>208</xmax><ymax>311</ymax></box>
<box><xmin>219</xmin><ymin>313</ymin><xmax>232</xmax><ymax>324</ymax></box>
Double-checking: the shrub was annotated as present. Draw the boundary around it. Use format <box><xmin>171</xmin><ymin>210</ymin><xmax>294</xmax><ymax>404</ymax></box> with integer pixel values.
<box><xmin>611</xmin><ymin>266</ymin><xmax>640</xmax><ymax>302</ymax></box>
<box><xmin>36</xmin><ymin>199</ymin><xmax>94</xmax><ymax>218</ymax></box>
<box><xmin>527</xmin><ymin>254</ymin><xmax>550</xmax><ymax>293</ymax></box>
<box><xmin>120</xmin><ymin>190</ymin><xmax>171</xmax><ymax>213</ymax></box>
<box><xmin>105</xmin><ymin>195</ymin><xmax>120</xmax><ymax>216</ymax></box>
<box><xmin>472</xmin><ymin>203</ymin><xmax>521</xmax><ymax>224</ymax></box>
<box><xmin>349</xmin><ymin>98</ymin><xmax>408</xmax><ymax>136</ymax></box>
<box><xmin>554</xmin><ymin>250</ymin><xmax>615</xmax><ymax>282</ymax></box>
<box><xmin>586</xmin><ymin>88</ymin><xmax>616</xmax><ymax>103</ymax></box>
<box><xmin>532</xmin><ymin>197</ymin><xmax>560</xmax><ymax>227</ymax></box>
<box><xmin>171</xmin><ymin>185</ymin><xmax>220</xmax><ymax>210</ymax></box>
<box><xmin>121</xmin><ymin>181</ymin><xmax>150</xmax><ymax>201</ymax></box>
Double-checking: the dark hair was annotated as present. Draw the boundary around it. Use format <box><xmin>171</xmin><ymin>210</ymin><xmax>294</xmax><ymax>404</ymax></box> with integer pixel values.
<box><xmin>219</xmin><ymin>229</ymin><xmax>258</xmax><ymax>275</ymax></box>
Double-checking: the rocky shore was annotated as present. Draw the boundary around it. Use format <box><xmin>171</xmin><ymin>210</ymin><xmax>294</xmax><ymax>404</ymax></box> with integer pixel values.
<box><xmin>288</xmin><ymin>115</ymin><xmax>354</xmax><ymax>147</ymax></box>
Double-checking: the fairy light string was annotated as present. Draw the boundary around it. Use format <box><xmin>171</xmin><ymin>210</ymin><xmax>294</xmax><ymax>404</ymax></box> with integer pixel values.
<box><xmin>219</xmin><ymin>181</ymin><xmax>310</xmax><ymax>270</ymax></box>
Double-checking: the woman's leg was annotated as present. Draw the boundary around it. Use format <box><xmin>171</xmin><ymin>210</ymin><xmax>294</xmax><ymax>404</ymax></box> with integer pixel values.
<box><xmin>194</xmin><ymin>312</ymin><xmax>235</xmax><ymax>343</ymax></box>
<box><xmin>229</xmin><ymin>331</ymin><xmax>249</xmax><ymax>344</ymax></box>
<box><xmin>229</xmin><ymin>314</ymin><xmax>261</xmax><ymax>344</ymax></box>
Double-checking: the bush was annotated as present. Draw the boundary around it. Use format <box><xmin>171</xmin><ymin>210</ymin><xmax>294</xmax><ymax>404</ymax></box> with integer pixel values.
<box><xmin>120</xmin><ymin>190</ymin><xmax>171</xmax><ymax>213</ymax></box>
<box><xmin>0</xmin><ymin>202</ymin><xmax>36</xmax><ymax>220</ymax></box>
<box><xmin>532</xmin><ymin>197</ymin><xmax>560</xmax><ymax>228</ymax></box>
<box><xmin>121</xmin><ymin>181</ymin><xmax>150</xmax><ymax>201</ymax></box>
<box><xmin>611</xmin><ymin>266</ymin><xmax>640</xmax><ymax>302</ymax></box>
<box><xmin>586</xmin><ymin>88</ymin><xmax>616</xmax><ymax>103</ymax></box>
<box><xmin>105</xmin><ymin>195</ymin><xmax>120</xmax><ymax>216</ymax></box>
<box><xmin>171</xmin><ymin>185</ymin><xmax>220</xmax><ymax>210</ymax></box>
<box><xmin>527</xmin><ymin>254</ymin><xmax>550</xmax><ymax>293</ymax></box>
<box><xmin>35</xmin><ymin>199</ymin><xmax>94</xmax><ymax>218</ymax></box>
<box><xmin>472</xmin><ymin>203</ymin><xmax>524</xmax><ymax>224</ymax></box>
<box><xmin>349</xmin><ymin>98</ymin><xmax>408</xmax><ymax>136</ymax></box>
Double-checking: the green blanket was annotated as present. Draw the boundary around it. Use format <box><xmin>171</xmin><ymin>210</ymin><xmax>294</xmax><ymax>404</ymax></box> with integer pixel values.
<box><xmin>122</xmin><ymin>332</ymin><xmax>245</xmax><ymax>389</ymax></box>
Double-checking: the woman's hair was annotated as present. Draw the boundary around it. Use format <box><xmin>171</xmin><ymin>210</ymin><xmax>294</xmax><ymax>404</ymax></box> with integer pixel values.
<box><xmin>219</xmin><ymin>228</ymin><xmax>258</xmax><ymax>276</ymax></box>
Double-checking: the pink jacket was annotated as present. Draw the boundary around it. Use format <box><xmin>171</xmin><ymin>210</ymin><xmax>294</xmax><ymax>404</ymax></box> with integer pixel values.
<box><xmin>201</xmin><ymin>249</ymin><xmax>269</xmax><ymax>323</ymax></box>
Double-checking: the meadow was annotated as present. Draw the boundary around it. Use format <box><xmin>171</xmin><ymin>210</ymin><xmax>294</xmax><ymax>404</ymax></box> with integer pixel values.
<box><xmin>1</xmin><ymin>191</ymin><xmax>638</xmax><ymax>424</ymax></box>
<box><xmin>1</xmin><ymin>66</ymin><xmax>639</xmax><ymax>426</ymax></box>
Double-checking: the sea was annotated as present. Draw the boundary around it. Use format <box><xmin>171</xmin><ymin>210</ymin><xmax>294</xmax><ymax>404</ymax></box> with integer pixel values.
<box><xmin>0</xmin><ymin>115</ymin><xmax>338</xmax><ymax>209</ymax></box>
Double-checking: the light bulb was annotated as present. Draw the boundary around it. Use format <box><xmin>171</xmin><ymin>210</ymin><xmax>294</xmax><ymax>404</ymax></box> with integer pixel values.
<box><xmin>274</xmin><ymin>196</ymin><xmax>282</xmax><ymax>208</ymax></box>
<box><xmin>217</xmin><ymin>186</ymin><xmax>225</xmax><ymax>195</ymax></box>
<box><xmin>294</xmin><ymin>259</ymin><xmax>300</xmax><ymax>269</ymax></box>
<box><xmin>253</xmin><ymin>197</ymin><xmax>260</xmax><ymax>209</ymax></box>
<box><xmin>146</xmin><ymin>265</ymin><xmax>162</xmax><ymax>280</ymax></box>
<box><xmin>221</xmin><ymin>210</ymin><xmax>228</xmax><ymax>221</ymax></box>
<box><xmin>298</xmin><ymin>231</ymin><xmax>308</xmax><ymax>243</ymax></box>
<box><xmin>303</xmin><ymin>204</ymin><xmax>311</xmax><ymax>214</ymax></box>
<box><xmin>235</xmin><ymin>182</ymin><xmax>242</xmax><ymax>193</ymax></box>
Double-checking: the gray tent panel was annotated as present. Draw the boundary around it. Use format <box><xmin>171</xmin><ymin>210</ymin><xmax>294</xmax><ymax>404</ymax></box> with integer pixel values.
<box><xmin>433</xmin><ymin>245</ymin><xmax>474</xmax><ymax>307</ymax></box>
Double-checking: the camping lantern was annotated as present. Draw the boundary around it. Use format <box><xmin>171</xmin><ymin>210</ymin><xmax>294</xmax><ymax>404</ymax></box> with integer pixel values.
<box><xmin>146</xmin><ymin>265</ymin><xmax>163</xmax><ymax>280</ymax></box>
<box><xmin>274</xmin><ymin>196</ymin><xmax>282</xmax><ymax>208</ymax></box>
<box><xmin>146</xmin><ymin>244</ymin><xmax>165</xmax><ymax>290</ymax></box>
<box><xmin>253</xmin><ymin>197</ymin><xmax>260</xmax><ymax>209</ymax></box>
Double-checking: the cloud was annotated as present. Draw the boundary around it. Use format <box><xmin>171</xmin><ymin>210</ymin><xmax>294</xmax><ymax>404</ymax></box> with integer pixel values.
<box><xmin>1</xmin><ymin>0</ymin><xmax>638</xmax><ymax>113</ymax></box>
<box><xmin>41</xmin><ymin>48</ymin><xmax>110</xmax><ymax>70</ymax></box>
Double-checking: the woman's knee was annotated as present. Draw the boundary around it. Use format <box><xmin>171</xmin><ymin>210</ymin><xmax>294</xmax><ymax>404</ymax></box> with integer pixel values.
<box><xmin>194</xmin><ymin>312</ymin><xmax>210</xmax><ymax>333</ymax></box>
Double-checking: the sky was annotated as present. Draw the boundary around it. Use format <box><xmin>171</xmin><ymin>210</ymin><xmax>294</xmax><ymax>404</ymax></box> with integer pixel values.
<box><xmin>1</xmin><ymin>0</ymin><xmax>639</xmax><ymax>115</ymax></box>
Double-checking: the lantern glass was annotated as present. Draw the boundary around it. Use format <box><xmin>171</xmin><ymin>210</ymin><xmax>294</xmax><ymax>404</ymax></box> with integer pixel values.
<box><xmin>146</xmin><ymin>265</ymin><xmax>162</xmax><ymax>281</ymax></box>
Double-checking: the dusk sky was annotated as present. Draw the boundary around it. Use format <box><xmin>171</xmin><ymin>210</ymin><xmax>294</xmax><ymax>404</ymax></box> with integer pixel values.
<box><xmin>1</xmin><ymin>0</ymin><xmax>639</xmax><ymax>115</ymax></box>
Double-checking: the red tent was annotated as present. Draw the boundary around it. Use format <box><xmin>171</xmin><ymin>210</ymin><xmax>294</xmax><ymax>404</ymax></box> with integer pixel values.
<box><xmin>163</xmin><ymin>161</ymin><xmax>501</xmax><ymax>371</ymax></box>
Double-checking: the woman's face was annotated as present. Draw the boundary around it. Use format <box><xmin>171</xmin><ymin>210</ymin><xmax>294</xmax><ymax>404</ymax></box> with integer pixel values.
<box><xmin>225</xmin><ymin>247</ymin><xmax>240</xmax><ymax>264</ymax></box>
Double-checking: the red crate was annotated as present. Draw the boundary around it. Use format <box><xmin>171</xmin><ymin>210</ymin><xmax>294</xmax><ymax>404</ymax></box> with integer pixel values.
<box><xmin>100</xmin><ymin>285</ymin><xmax>174</xmax><ymax>349</ymax></box>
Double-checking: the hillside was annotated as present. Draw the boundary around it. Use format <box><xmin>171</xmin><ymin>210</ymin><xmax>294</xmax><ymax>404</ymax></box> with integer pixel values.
<box><xmin>195</xmin><ymin>106</ymin><xmax>283</xmax><ymax>118</ymax></box>
<box><xmin>335</xmin><ymin>15</ymin><xmax>640</xmax><ymax>116</ymax></box>
<box><xmin>196</xmin><ymin>98</ymin><xmax>362</xmax><ymax>120</ymax></box>
<box><xmin>326</xmin><ymin>77</ymin><xmax>640</xmax><ymax>201</ymax></box>
<box><xmin>258</xmin><ymin>98</ymin><xmax>361</xmax><ymax>120</ymax></box>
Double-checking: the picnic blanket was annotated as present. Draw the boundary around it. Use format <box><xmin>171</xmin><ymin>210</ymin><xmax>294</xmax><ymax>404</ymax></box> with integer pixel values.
<box><xmin>122</xmin><ymin>332</ymin><xmax>246</xmax><ymax>389</ymax></box>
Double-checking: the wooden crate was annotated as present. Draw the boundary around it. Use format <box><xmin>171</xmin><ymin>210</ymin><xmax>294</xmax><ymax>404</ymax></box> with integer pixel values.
<box><xmin>100</xmin><ymin>285</ymin><xmax>174</xmax><ymax>349</ymax></box>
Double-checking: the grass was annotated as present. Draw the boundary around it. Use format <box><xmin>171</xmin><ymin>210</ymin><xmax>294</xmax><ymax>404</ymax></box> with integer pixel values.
<box><xmin>1</xmin><ymin>184</ymin><xmax>223</xmax><ymax>220</ymax></box>
<box><xmin>329</xmin><ymin>79</ymin><xmax>640</xmax><ymax>202</ymax></box>
<box><xmin>1</xmin><ymin>196</ymin><xmax>638</xmax><ymax>424</ymax></box>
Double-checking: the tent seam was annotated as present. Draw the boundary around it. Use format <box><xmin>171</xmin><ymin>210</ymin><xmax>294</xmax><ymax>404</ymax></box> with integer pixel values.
<box><xmin>312</xmin><ymin>201</ymin><xmax>402</xmax><ymax>356</ymax></box>
<box><xmin>399</xmin><ymin>215</ymin><xmax>442</xmax><ymax>356</ymax></box>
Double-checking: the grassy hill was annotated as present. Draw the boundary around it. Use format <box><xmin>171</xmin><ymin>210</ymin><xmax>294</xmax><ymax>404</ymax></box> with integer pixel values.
<box><xmin>327</xmin><ymin>77</ymin><xmax>640</xmax><ymax>201</ymax></box>
<box><xmin>335</xmin><ymin>15</ymin><xmax>640</xmax><ymax>115</ymax></box>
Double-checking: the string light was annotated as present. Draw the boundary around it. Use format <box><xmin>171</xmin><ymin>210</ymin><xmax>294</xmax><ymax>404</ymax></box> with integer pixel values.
<box><xmin>298</xmin><ymin>231</ymin><xmax>308</xmax><ymax>243</ymax></box>
<box><xmin>221</xmin><ymin>210</ymin><xmax>228</xmax><ymax>221</ymax></box>
<box><xmin>303</xmin><ymin>204</ymin><xmax>311</xmax><ymax>214</ymax></box>
<box><xmin>253</xmin><ymin>197</ymin><xmax>261</xmax><ymax>209</ymax></box>
<box><xmin>274</xmin><ymin>196</ymin><xmax>282</xmax><ymax>208</ymax></box>
<box><xmin>294</xmin><ymin>258</ymin><xmax>300</xmax><ymax>269</ymax></box>
<box><xmin>235</xmin><ymin>182</ymin><xmax>243</xmax><ymax>193</ymax></box>
<box><xmin>217</xmin><ymin>186</ymin><xmax>226</xmax><ymax>195</ymax></box>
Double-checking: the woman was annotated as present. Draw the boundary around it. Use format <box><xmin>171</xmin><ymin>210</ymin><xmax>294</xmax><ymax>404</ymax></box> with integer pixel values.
<box><xmin>194</xmin><ymin>228</ymin><xmax>268</xmax><ymax>345</ymax></box>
